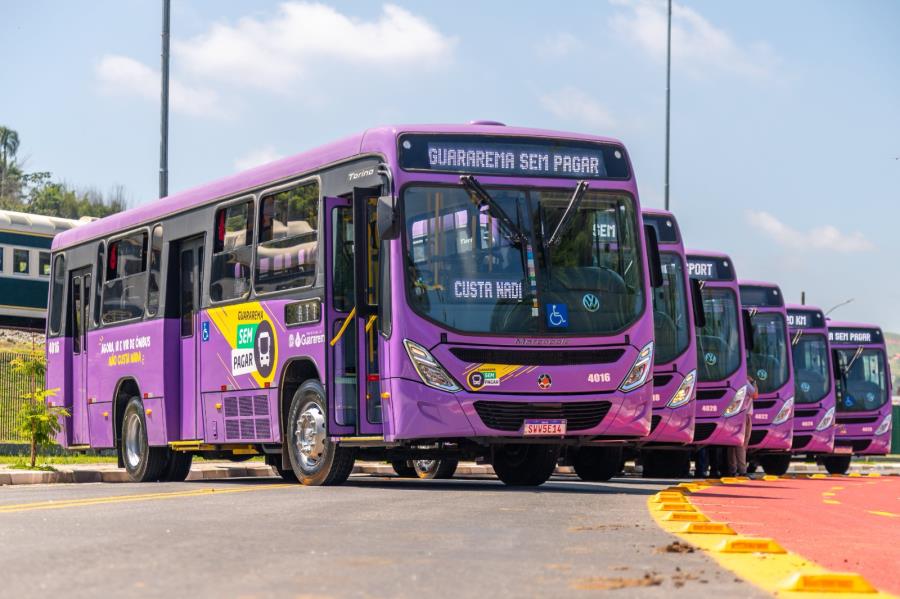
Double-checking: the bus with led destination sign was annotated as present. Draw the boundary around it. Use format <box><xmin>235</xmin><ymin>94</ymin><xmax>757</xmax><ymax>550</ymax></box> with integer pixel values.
<box><xmin>47</xmin><ymin>122</ymin><xmax>662</xmax><ymax>487</ymax></box>
<box><xmin>685</xmin><ymin>250</ymin><xmax>751</xmax><ymax>452</ymax></box>
<box><xmin>786</xmin><ymin>304</ymin><xmax>836</xmax><ymax>468</ymax></box>
<box><xmin>827</xmin><ymin>321</ymin><xmax>892</xmax><ymax>464</ymax></box>
<box><xmin>740</xmin><ymin>281</ymin><xmax>795</xmax><ymax>476</ymax></box>
<box><xmin>634</xmin><ymin>209</ymin><xmax>701</xmax><ymax>478</ymax></box>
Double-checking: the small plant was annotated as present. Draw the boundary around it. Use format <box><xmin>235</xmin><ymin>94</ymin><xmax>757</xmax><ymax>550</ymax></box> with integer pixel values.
<box><xmin>11</xmin><ymin>349</ymin><xmax>66</xmax><ymax>469</ymax></box>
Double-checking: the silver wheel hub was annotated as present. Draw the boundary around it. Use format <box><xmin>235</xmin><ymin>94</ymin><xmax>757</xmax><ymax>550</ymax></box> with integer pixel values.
<box><xmin>124</xmin><ymin>412</ymin><xmax>144</xmax><ymax>469</ymax></box>
<box><xmin>414</xmin><ymin>460</ymin><xmax>437</xmax><ymax>475</ymax></box>
<box><xmin>294</xmin><ymin>403</ymin><xmax>326</xmax><ymax>471</ymax></box>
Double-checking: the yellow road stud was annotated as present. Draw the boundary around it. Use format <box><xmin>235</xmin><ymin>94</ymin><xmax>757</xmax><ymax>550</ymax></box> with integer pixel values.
<box><xmin>654</xmin><ymin>503</ymin><xmax>697</xmax><ymax>512</ymax></box>
<box><xmin>651</xmin><ymin>492</ymin><xmax>689</xmax><ymax>503</ymax></box>
<box><xmin>715</xmin><ymin>537</ymin><xmax>786</xmax><ymax>554</ymax></box>
<box><xmin>867</xmin><ymin>472</ymin><xmax>881</xmax><ymax>477</ymax></box>
<box><xmin>781</xmin><ymin>572</ymin><xmax>877</xmax><ymax>593</ymax></box>
<box><xmin>849</xmin><ymin>472</ymin><xmax>862</xmax><ymax>477</ymax></box>
<box><xmin>664</xmin><ymin>511</ymin><xmax>709</xmax><ymax>523</ymax></box>
<box><xmin>811</xmin><ymin>473</ymin><xmax>827</xmax><ymax>479</ymax></box>
<box><xmin>678</xmin><ymin>522</ymin><xmax>737</xmax><ymax>535</ymax></box>
<box><xmin>762</xmin><ymin>475</ymin><xmax>779</xmax><ymax>481</ymax></box>
<box><xmin>720</xmin><ymin>477</ymin><xmax>745</xmax><ymax>484</ymax></box>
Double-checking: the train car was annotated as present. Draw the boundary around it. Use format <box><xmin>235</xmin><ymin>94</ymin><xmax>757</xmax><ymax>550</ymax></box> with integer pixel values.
<box><xmin>0</xmin><ymin>210</ymin><xmax>86</xmax><ymax>329</ymax></box>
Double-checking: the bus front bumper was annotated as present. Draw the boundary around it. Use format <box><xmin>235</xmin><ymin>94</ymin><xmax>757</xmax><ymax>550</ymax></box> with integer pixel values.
<box><xmin>748</xmin><ymin>417</ymin><xmax>793</xmax><ymax>452</ymax></box>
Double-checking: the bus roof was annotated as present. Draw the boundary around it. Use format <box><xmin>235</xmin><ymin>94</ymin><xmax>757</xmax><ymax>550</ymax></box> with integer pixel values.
<box><xmin>738</xmin><ymin>280</ymin><xmax>780</xmax><ymax>290</ymax></box>
<box><xmin>786</xmin><ymin>303</ymin><xmax>824</xmax><ymax>313</ymax></box>
<box><xmin>827</xmin><ymin>320</ymin><xmax>883</xmax><ymax>333</ymax></box>
<box><xmin>52</xmin><ymin>123</ymin><xmax>625</xmax><ymax>251</ymax></box>
<box><xmin>686</xmin><ymin>248</ymin><xmax>732</xmax><ymax>260</ymax></box>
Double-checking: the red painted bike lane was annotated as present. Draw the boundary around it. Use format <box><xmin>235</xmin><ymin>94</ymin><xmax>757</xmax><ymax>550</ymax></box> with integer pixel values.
<box><xmin>691</xmin><ymin>476</ymin><xmax>900</xmax><ymax>595</ymax></box>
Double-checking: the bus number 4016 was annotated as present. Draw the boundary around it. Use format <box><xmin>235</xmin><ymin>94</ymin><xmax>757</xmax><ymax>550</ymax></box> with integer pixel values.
<box><xmin>588</xmin><ymin>372</ymin><xmax>611</xmax><ymax>383</ymax></box>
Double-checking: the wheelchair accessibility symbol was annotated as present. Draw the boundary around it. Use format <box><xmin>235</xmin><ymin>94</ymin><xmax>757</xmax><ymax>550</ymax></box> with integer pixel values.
<box><xmin>546</xmin><ymin>304</ymin><xmax>569</xmax><ymax>329</ymax></box>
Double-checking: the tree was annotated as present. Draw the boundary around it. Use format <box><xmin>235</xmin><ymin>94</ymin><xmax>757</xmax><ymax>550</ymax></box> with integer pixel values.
<box><xmin>0</xmin><ymin>125</ymin><xmax>21</xmax><ymax>200</ymax></box>
<box><xmin>11</xmin><ymin>349</ymin><xmax>67</xmax><ymax>469</ymax></box>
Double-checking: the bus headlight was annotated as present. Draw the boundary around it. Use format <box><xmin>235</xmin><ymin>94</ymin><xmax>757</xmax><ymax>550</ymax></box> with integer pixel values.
<box><xmin>403</xmin><ymin>339</ymin><xmax>461</xmax><ymax>392</ymax></box>
<box><xmin>875</xmin><ymin>413</ymin><xmax>892</xmax><ymax>436</ymax></box>
<box><xmin>816</xmin><ymin>406</ymin><xmax>835</xmax><ymax>431</ymax></box>
<box><xmin>723</xmin><ymin>385</ymin><xmax>748</xmax><ymax>417</ymax></box>
<box><xmin>773</xmin><ymin>397</ymin><xmax>795</xmax><ymax>425</ymax></box>
<box><xmin>667</xmin><ymin>370</ymin><xmax>696</xmax><ymax>408</ymax></box>
<box><xmin>619</xmin><ymin>342</ymin><xmax>654</xmax><ymax>392</ymax></box>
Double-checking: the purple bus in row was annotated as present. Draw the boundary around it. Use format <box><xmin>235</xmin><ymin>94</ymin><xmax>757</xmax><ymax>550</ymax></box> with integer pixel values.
<box><xmin>786</xmin><ymin>304</ymin><xmax>837</xmax><ymax>462</ymax></box>
<box><xmin>686</xmin><ymin>250</ymin><xmax>752</xmax><ymax>448</ymax></box>
<box><xmin>638</xmin><ymin>209</ymin><xmax>701</xmax><ymax>477</ymax></box>
<box><xmin>739</xmin><ymin>281</ymin><xmax>795</xmax><ymax>475</ymax></box>
<box><xmin>45</xmin><ymin>123</ymin><xmax>663</xmax><ymax>486</ymax></box>
<box><xmin>826</xmin><ymin>321</ymin><xmax>893</xmax><ymax>472</ymax></box>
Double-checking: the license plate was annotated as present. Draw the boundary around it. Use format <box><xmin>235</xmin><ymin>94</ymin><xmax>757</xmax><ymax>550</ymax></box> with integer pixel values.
<box><xmin>833</xmin><ymin>446</ymin><xmax>853</xmax><ymax>454</ymax></box>
<box><xmin>523</xmin><ymin>419</ymin><xmax>567</xmax><ymax>436</ymax></box>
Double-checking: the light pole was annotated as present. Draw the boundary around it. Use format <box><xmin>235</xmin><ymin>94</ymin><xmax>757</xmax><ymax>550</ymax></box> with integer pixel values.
<box><xmin>825</xmin><ymin>298</ymin><xmax>854</xmax><ymax>316</ymax></box>
<box><xmin>664</xmin><ymin>0</ymin><xmax>672</xmax><ymax>210</ymax></box>
<box><xmin>159</xmin><ymin>0</ymin><xmax>170</xmax><ymax>199</ymax></box>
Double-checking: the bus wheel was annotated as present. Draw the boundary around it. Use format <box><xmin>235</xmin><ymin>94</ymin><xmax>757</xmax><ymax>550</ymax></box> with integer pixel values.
<box><xmin>822</xmin><ymin>455</ymin><xmax>852</xmax><ymax>475</ymax></box>
<box><xmin>159</xmin><ymin>452</ymin><xmax>193</xmax><ymax>482</ymax></box>
<box><xmin>573</xmin><ymin>446</ymin><xmax>624</xmax><ymax>482</ymax></box>
<box><xmin>759</xmin><ymin>453</ymin><xmax>792</xmax><ymax>476</ymax></box>
<box><xmin>265</xmin><ymin>454</ymin><xmax>299</xmax><ymax>482</ymax></box>
<box><xmin>414</xmin><ymin>458</ymin><xmax>459</xmax><ymax>479</ymax></box>
<box><xmin>391</xmin><ymin>460</ymin><xmax>416</xmax><ymax>478</ymax></box>
<box><xmin>492</xmin><ymin>444</ymin><xmax>560</xmax><ymax>486</ymax></box>
<box><xmin>286</xmin><ymin>380</ymin><xmax>356</xmax><ymax>486</ymax></box>
<box><xmin>121</xmin><ymin>397</ymin><xmax>167</xmax><ymax>482</ymax></box>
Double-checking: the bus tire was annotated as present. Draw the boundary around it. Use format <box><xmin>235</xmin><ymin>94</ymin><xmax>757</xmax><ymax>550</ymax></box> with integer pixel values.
<box><xmin>159</xmin><ymin>452</ymin><xmax>193</xmax><ymax>482</ymax></box>
<box><xmin>414</xmin><ymin>458</ymin><xmax>459</xmax><ymax>479</ymax></box>
<box><xmin>391</xmin><ymin>460</ymin><xmax>416</xmax><ymax>478</ymax></box>
<box><xmin>759</xmin><ymin>453</ymin><xmax>792</xmax><ymax>476</ymax></box>
<box><xmin>573</xmin><ymin>446</ymin><xmax>624</xmax><ymax>482</ymax></box>
<box><xmin>491</xmin><ymin>444</ymin><xmax>560</xmax><ymax>486</ymax></box>
<box><xmin>121</xmin><ymin>397</ymin><xmax>168</xmax><ymax>482</ymax></box>
<box><xmin>822</xmin><ymin>455</ymin><xmax>852</xmax><ymax>475</ymax></box>
<box><xmin>265</xmin><ymin>454</ymin><xmax>298</xmax><ymax>482</ymax></box>
<box><xmin>286</xmin><ymin>380</ymin><xmax>356</xmax><ymax>486</ymax></box>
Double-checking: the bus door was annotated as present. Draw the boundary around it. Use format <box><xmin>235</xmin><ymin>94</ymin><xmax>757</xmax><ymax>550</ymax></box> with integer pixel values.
<box><xmin>68</xmin><ymin>267</ymin><xmax>91</xmax><ymax>445</ymax></box>
<box><xmin>176</xmin><ymin>236</ymin><xmax>204</xmax><ymax>439</ymax></box>
<box><xmin>325</xmin><ymin>189</ymin><xmax>383</xmax><ymax>436</ymax></box>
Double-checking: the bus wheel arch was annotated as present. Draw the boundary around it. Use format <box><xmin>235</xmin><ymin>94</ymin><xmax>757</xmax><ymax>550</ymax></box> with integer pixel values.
<box><xmin>113</xmin><ymin>378</ymin><xmax>142</xmax><ymax>468</ymax></box>
<box><xmin>279</xmin><ymin>358</ymin><xmax>321</xmax><ymax>471</ymax></box>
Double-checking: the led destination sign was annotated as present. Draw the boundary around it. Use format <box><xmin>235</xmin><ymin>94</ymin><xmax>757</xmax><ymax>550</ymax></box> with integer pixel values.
<box><xmin>739</xmin><ymin>285</ymin><xmax>783</xmax><ymax>308</ymax></box>
<box><xmin>686</xmin><ymin>256</ymin><xmax>735</xmax><ymax>281</ymax></box>
<box><xmin>828</xmin><ymin>327</ymin><xmax>882</xmax><ymax>344</ymax></box>
<box><xmin>787</xmin><ymin>309</ymin><xmax>825</xmax><ymax>329</ymax></box>
<box><xmin>398</xmin><ymin>134</ymin><xmax>630</xmax><ymax>179</ymax></box>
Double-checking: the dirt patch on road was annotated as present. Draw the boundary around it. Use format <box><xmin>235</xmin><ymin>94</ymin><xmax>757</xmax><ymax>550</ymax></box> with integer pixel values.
<box><xmin>657</xmin><ymin>541</ymin><xmax>695</xmax><ymax>553</ymax></box>
<box><xmin>571</xmin><ymin>573</ymin><xmax>663</xmax><ymax>591</ymax></box>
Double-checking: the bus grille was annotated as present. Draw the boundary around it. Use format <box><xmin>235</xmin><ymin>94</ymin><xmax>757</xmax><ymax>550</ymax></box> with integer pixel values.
<box><xmin>749</xmin><ymin>430</ymin><xmax>768</xmax><ymax>446</ymax></box>
<box><xmin>791</xmin><ymin>434</ymin><xmax>812</xmax><ymax>450</ymax></box>
<box><xmin>223</xmin><ymin>394</ymin><xmax>273</xmax><ymax>441</ymax></box>
<box><xmin>753</xmin><ymin>400</ymin><xmax>776</xmax><ymax>410</ymax></box>
<box><xmin>696</xmin><ymin>389</ymin><xmax>727</xmax><ymax>401</ymax></box>
<box><xmin>450</xmin><ymin>348</ymin><xmax>625</xmax><ymax>366</ymax></box>
<box><xmin>653</xmin><ymin>374</ymin><xmax>674</xmax><ymax>388</ymax></box>
<box><xmin>473</xmin><ymin>401</ymin><xmax>611</xmax><ymax>432</ymax></box>
<box><xmin>692</xmin><ymin>422</ymin><xmax>716</xmax><ymax>442</ymax></box>
<box><xmin>794</xmin><ymin>409</ymin><xmax>819</xmax><ymax>418</ymax></box>
<box><xmin>835</xmin><ymin>439</ymin><xmax>871</xmax><ymax>452</ymax></box>
<box><xmin>836</xmin><ymin>415</ymin><xmax>878</xmax><ymax>425</ymax></box>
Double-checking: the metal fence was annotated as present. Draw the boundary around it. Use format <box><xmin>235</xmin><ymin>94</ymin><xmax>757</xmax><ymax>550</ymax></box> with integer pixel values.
<box><xmin>0</xmin><ymin>350</ymin><xmax>38</xmax><ymax>443</ymax></box>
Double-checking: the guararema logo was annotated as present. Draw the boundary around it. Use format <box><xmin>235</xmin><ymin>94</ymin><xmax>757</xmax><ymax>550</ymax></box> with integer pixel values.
<box><xmin>538</xmin><ymin>373</ymin><xmax>552</xmax><ymax>390</ymax></box>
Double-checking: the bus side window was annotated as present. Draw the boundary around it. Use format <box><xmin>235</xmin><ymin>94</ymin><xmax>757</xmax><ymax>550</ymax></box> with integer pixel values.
<box><xmin>101</xmin><ymin>231</ymin><xmax>149</xmax><ymax>324</ymax></box>
<box><xmin>49</xmin><ymin>254</ymin><xmax>66</xmax><ymax>336</ymax></box>
<box><xmin>256</xmin><ymin>182</ymin><xmax>319</xmax><ymax>294</ymax></box>
<box><xmin>147</xmin><ymin>225</ymin><xmax>164</xmax><ymax>315</ymax></box>
<box><xmin>211</xmin><ymin>200</ymin><xmax>253</xmax><ymax>302</ymax></box>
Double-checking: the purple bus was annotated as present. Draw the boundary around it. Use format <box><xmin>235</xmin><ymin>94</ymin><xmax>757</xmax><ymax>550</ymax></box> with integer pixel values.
<box><xmin>826</xmin><ymin>321</ymin><xmax>893</xmax><ymax>472</ymax></box>
<box><xmin>45</xmin><ymin>123</ymin><xmax>662</xmax><ymax>486</ymax></box>
<box><xmin>638</xmin><ymin>209</ymin><xmax>702</xmax><ymax>477</ymax></box>
<box><xmin>786</xmin><ymin>304</ymin><xmax>836</xmax><ymax>463</ymax></box>
<box><xmin>686</xmin><ymin>250</ymin><xmax>751</xmax><ymax>449</ymax></box>
<box><xmin>739</xmin><ymin>281</ymin><xmax>795</xmax><ymax>475</ymax></box>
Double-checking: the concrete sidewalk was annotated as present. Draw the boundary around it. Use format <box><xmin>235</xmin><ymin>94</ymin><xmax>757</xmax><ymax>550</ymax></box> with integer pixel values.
<box><xmin>1</xmin><ymin>458</ymin><xmax>898</xmax><ymax>485</ymax></box>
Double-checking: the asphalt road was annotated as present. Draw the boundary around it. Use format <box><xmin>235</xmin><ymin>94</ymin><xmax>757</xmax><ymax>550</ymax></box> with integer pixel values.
<box><xmin>0</xmin><ymin>473</ymin><xmax>767</xmax><ymax>599</ymax></box>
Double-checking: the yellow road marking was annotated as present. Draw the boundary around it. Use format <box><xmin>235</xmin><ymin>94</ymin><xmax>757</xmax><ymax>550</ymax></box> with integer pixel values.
<box><xmin>822</xmin><ymin>492</ymin><xmax>836</xmax><ymax>497</ymax></box>
<box><xmin>868</xmin><ymin>511</ymin><xmax>898</xmax><ymax>518</ymax></box>
<box><xmin>647</xmin><ymin>481</ymin><xmax>895</xmax><ymax>598</ymax></box>
<box><xmin>0</xmin><ymin>484</ymin><xmax>294</xmax><ymax>514</ymax></box>
<box><xmin>823</xmin><ymin>499</ymin><xmax>841</xmax><ymax>505</ymax></box>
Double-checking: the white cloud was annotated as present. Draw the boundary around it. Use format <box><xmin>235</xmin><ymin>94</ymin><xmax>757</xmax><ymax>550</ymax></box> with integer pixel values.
<box><xmin>233</xmin><ymin>146</ymin><xmax>284</xmax><ymax>171</ymax></box>
<box><xmin>174</xmin><ymin>2</ymin><xmax>455</xmax><ymax>90</ymax></box>
<box><xmin>610</xmin><ymin>0</ymin><xmax>776</xmax><ymax>78</ymax></box>
<box><xmin>96</xmin><ymin>55</ymin><xmax>230</xmax><ymax>119</ymax></box>
<box><xmin>539</xmin><ymin>87</ymin><xmax>617</xmax><ymax>130</ymax></box>
<box><xmin>536</xmin><ymin>32</ymin><xmax>581</xmax><ymax>58</ymax></box>
<box><xmin>747</xmin><ymin>211</ymin><xmax>875</xmax><ymax>253</ymax></box>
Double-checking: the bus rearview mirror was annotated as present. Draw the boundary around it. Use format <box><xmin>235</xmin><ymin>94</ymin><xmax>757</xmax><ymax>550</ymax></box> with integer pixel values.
<box><xmin>691</xmin><ymin>278</ymin><xmax>706</xmax><ymax>329</ymax></box>
<box><xmin>643</xmin><ymin>224</ymin><xmax>663</xmax><ymax>288</ymax></box>
<box><xmin>742</xmin><ymin>309</ymin><xmax>755</xmax><ymax>352</ymax></box>
<box><xmin>377</xmin><ymin>195</ymin><xmax>398</xmax><ymax>240</ymax></box>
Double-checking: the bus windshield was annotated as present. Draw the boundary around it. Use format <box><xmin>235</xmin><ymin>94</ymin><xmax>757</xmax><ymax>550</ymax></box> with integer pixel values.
<box><xmin>791</xmin><ymin>333</ymin><xmax>830</xmax><ymax>404</ymax></box>
<box><xmin>696</xmin><ymin>288</ymin><xmax>741</xmax><ymax>382</ymax></box>
<box><xmin>653</xmin><ymin>253</ymin><xmax>690</xmax><ymax>364</ymax></box>
<box><xmin>748</xmin><ymin>313</ymin><xmax>789</xmax><ymax>394</ymax></box>
<box><xmin>402</xmin><ymin>185</ymin><xmax>644</xmax><ymax>335</ymax></box>
<box><xmin>834</xmin><ymin>348</ymin><xmax>888</xmax><ymax>411</ymax></box>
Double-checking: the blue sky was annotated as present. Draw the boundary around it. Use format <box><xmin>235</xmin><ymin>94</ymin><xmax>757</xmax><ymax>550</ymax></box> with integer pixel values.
<box><xmin>3</xmin><ymin>1</ymin><xmax>899</xmax><ymax>329</ymax></box>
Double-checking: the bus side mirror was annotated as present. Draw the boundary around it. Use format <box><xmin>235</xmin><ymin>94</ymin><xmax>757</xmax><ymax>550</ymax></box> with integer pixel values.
<box><xmin>742</xmin><ymin>309</ymin><xmax>755</xmax><ymax>352</ymax></box>
<box><xmin>832</xmin><ymin>350</ymin><xmax>847</xmax><ymax>379</ymax></box>
<box><xmin>691</xmin><ymin>278</ymin><xmax>706</xmax><ymax>329</ymax></box>
<box><xmin>644</xmin><ymin>224</ymin><xmax>663</xmax><ymax>288</ymax></box>
<box><xmin>377</xmin><ymin>195</ymin><xmax>398</xmax><ymax>240</ymax></box>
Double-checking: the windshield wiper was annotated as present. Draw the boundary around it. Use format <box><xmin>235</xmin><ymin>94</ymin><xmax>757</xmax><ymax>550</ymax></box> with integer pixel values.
<box><xmin>460</xmin><ymin>175</ymin><xmax>524</xmax><ymax>245</ymax></box>
<box><xmin>545</xmin><ymin>180</ymin><xmax>588</xmax><ymax>247</ymax></box>
<box><xmin>844</xmin><ymin>346</ymin><xmax>865</xmax><ymax>375</ymax></box>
